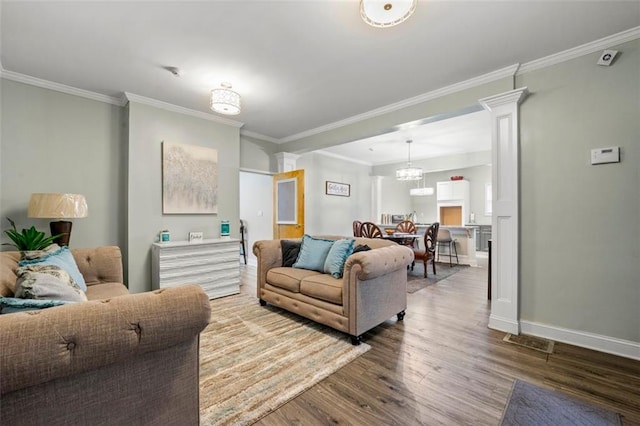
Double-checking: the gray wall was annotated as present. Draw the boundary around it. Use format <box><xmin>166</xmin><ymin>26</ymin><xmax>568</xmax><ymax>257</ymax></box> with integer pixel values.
<box><xmin>517</xmin><ymin>39</ymin><xmax>639</xmax><ymax>341</ymax></box>
<box><xmin>0</xmin><ymin>79</ymin><xmax>124</xmax><ymax>251</ymax></box>
<box><xmin>240</xmin><ymin>134</ymin><xmax>278</xmax><ymax>172</ymax></box>
<box><xmin>127</xmin><ymin>101</ymin><xmax>240</xmax><ymax>293</ymax></box>
<box><xmin>297</xmin><ymin>152</ymin><xmax>372</xmax><ymax>237</ymax></box>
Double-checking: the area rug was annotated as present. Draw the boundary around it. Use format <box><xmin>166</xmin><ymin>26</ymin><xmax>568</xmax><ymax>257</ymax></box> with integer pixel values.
<box><xmin>500</xmin><ymin>379</ymin><xmax>622</xmax><ymax>426</ymax></box>
<box><xmin>199</xmin><ymin>293</ymin><xmax>371</xmax><ymax>425</ymax></box>
<box><xmin>406</xmin><ymin>262</ymin><xmax>469</xmax><ymax>293</ymax></box>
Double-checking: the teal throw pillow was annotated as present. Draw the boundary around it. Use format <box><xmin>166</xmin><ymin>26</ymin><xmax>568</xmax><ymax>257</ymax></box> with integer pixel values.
<box><xmin>324</xmin><ymin>239</ymin><xmax>355</xmax><ymax>279</ymax></box>
<box><xmin>19</xmin><ymin>244</ymin><xmax>87</xmax><ymax>292</ymax></box>
<box><xmin>293</xmin><ymin>235</ymin><xmax>335</xmax><ymax>273</ymax></box>
<box><xmin>0</xmin><ymin>297</ymin><xmax>72</xmax><ymax>314</ymax></box>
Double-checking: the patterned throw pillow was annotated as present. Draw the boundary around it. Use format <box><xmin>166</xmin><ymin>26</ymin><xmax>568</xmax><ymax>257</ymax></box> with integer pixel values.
<box><xmin>19</xmin><ymin>244</ymin><xmax>87</xmax><ymax>292</ymax></box>
<box><xmin>14</xmin><ymin>264</ymin><xmax>88</xmax><ymax>302</ymax></box>
<box><xmin>0</xmin><ymin>297</ymin><xmax>72</xmax><ymax>314</ymax></box>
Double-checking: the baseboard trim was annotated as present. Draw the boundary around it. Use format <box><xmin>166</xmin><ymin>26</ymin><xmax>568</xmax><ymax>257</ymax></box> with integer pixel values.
<box><xmin>520</xmin><ymin>321</ymin><xmax>640</xmax><ymax>361</ymax></box>
<box><xmin>489</xmin><ymin>315</ymin><xmax>520</xmax><ymax>334</ymax></box>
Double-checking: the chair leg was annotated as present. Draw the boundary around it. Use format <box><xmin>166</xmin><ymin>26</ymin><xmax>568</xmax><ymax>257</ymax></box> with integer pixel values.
<box><xmin>423</xmin><ymin>259</ymin><xmax>427</xmax><ymax>278</ymax></box>
<box><xmin>453</xmin><ymin>240</ymin><xmax>459</xmax><ymax>265</ymax></box>
<box><xmin>432</xmin><ymin>258</ymin><xmax>437</xmax><ymax>275</ymax></box>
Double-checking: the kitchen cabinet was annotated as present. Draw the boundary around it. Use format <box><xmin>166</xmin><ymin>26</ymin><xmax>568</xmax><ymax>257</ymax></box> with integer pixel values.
<box><xmin>437</xmin><ymin>180</ymin><xmax>469</xmax><ymax>201</ymax></box>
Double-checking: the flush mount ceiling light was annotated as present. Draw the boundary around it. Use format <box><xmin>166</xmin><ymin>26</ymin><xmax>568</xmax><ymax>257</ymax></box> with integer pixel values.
<box><xmin>396</xmin><ymin>140</ymin><xmax>423</xmax><ymax>181</ymax></box>
<box><xmin>360</xmin><ymin>0</ymin><xmax>417</xmax><ymax>28</ymax></box>
<box><xmin>210</xmin><ymin>82</ymin><xmax>241</xmax><ymax>115</ymax></box>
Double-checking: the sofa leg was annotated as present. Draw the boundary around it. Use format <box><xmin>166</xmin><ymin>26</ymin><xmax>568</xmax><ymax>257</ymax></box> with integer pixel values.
<box><xmin>350</xmin><ymin>335</ymin><xmax>362</xmax><ymax>346</ymax></box>
<box><xmin>259</xmin><ymin>299</ymin><xmax>267</xmax><ymax>306</ymax></box>
<box><xmin>397</xmin><ymin>310</ymin><xmax>406</xmax><ymax>321</ymax></box>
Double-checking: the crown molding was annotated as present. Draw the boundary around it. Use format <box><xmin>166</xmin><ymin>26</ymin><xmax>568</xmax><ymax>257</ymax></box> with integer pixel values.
<box><xmin>0</xmin><ymin>68</ymin><xmax>125</xmax><ymax>106</ymax></box>
<box><xmin>123</xmin><ymin>92</ymin><xmax>244</xmax><ymax>128</ymax></box>
<box><xmin>279</xmin><ymin>64</ymin><xmax>520</xmax><ymax>143</ymax></box>
<box><xmin>518</xmin><ymin>26</ymin><xmax>640</xmax><ymax>75</ymax></box>
<box><xmin>240</xmin><ymin>129</ymin><xmax>280</xmax><ymax>144</ymax></box>
<box><xmin>313</xmin><ymin>149</ymin><xmax>373</xmax><ymax>166</ymax></box>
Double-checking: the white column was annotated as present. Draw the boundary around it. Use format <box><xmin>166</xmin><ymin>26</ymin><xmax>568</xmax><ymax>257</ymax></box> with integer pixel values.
<box><xmin>479</xmin><ymin>88</ymin><xmax>528</xmax><ymax>334</ymax></box>
<box><xmin>371</xmin><ymin>176</ymin><xmax>383</xmax><ymax>223</ymax></box>
<box><xmin>274</xmin><ymin>152</ymin><xmax>300</xmax><ymax>173</ymax></box>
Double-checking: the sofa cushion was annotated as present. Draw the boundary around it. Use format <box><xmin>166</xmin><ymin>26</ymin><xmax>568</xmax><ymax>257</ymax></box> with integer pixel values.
<box><xmin>14</xmin><ymin>265</ymin><xmax>88</xmax><ymax>302</ymax></box>
<box><xmin>85</xmin><ymin>282</ymin><xmax>130</xmax><ymax>301</ymax></box>
<box><xmin>19</xmin><ymin>244</ymin><xmax>87</xmax><ymax>292</ymax></box>
<box><xmin>300</xmin><ymin>274</ymin><xmax>343</xmax><ymax>305</ymax></box>
<box><xmin>266</xmin><ymin>267</ymin><xmax>322</xmax><ymax>293</ymax></box>
<box><xmin>323</xmin><ymin>238</ymin><xmax>355</xmax><ymax>279</ymax></box>
<box><xmin>281</xmin><ymin>240</ymin><xmax>302</xmax><ymax>267</ymax></box>
<box><xmin>293</xmin><ymin>235</ymin><xmax>334</xmax><ymax>272</ymax></box>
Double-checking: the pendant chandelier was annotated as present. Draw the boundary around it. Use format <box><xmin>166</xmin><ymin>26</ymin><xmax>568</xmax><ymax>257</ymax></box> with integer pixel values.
<box><xmin>396</xmin><ymin>140</ymin><xmax>423</xmax><ymax>181</ymax></box>
<box><xmin>360</xmin><ymin>0</ymin><xmax>417</xmax><ymax>28</ymax></box>
<box><xmin>410</xmin><ymin>176</ymin><xmax>434</xmax><ymax>196</ymax></box>
<box><xmin>210</xmin><ymin>82</ymin><xmax>241</xmax><ymax>115</ymax></box>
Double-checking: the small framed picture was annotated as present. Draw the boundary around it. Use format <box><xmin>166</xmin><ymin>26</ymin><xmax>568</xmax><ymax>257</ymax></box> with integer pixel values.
<box><xmin>326</xmin><ymin>181</ymin><xmax>350</xmax><ymax>197</ymax></box>
<box><xmin>189</xmin><ymin>231</ymin><xmax>204</xmax><ymax>243</ymax></box>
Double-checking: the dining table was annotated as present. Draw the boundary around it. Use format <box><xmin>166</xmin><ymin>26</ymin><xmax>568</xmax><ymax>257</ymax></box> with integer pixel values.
<box><xmin>382</xmin><ymin>232</ymin><xmax>419</xmax><ymax>246</ymax></box>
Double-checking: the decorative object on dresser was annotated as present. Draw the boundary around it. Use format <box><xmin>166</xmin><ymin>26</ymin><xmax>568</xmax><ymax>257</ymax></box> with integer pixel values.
<box><xmin>152</xmin><ymin>239</ymin><xmax>240</xmax><ymax>299</ymax></box>
<box><xmin>27</xmin><ymin>193</ymin><xmax>88</xmax><ymax>246</ymax></box>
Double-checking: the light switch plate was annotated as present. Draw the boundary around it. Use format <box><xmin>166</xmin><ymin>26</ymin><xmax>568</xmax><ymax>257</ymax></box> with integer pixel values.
<box><xmin>591</xmin><ymin>146</ymin><xmax>620</xmax><ymax>165</ymax></box>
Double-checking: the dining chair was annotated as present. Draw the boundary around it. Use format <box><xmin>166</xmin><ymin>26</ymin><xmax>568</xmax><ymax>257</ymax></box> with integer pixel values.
<box><xmin>360</xmin><ymin>221</ymin><xmax>383</xmax><ymax>238</ymax></box>
<box><xmin>352</xmin><ymin>220</ymin><xmax>363</xmax><ymax>237</ymax></box>
<box><xmin>437</xmin><ymin>228</ymin><xmax>459</xmax><ymax>266</ymax></box>
<box><xmin>394</xmin><ymin>219</ymin><xmax>418</xmax><ymax>248</ymax></box>
<box><xmin>239</xmin><ymin>219</ymin><xmax>247</xmax><ymax>264</ymax></box>
<box><xmin>412</xmin><ymin>222</ymin><xmax>439</xmax><ymax>277</ymax></box>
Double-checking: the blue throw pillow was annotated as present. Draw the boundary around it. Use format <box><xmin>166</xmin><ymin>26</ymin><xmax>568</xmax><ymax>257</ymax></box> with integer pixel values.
<box><xmin>324</xmin><ymin>239</ymin><xmax>356</xmax><ymax>279</ymax></box>
<box><xmin>293</xmin><ymin>235</ymin><xmax>335</xmax><ymax>273</ymax></box>
<box><xmin>0</xmin><ymin>297</ymin><xmax>72</xmax><ymax>314</ymax></box>
<box><xmin>19</xmin><ymin>244</ymin><xmax>87</xmax><ymax>292</ymax></box>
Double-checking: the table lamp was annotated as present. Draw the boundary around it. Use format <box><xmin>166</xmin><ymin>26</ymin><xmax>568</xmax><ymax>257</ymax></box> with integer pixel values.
<box><xmin>27</xmin><ymin>193</ymin><xmax>88</xmax><ymax>246</ymax></box>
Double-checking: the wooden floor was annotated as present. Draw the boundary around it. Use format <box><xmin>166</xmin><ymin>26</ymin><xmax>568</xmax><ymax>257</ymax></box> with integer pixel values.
<box><xmin>239</xmin><ymin>260</ymin><xmax>640</xmax><ymax>425</ymax></box>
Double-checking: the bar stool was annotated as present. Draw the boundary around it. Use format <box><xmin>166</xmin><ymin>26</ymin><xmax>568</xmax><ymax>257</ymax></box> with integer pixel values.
<box><xmin>437</xmin><ymin>228</ymin><xmax>459</xmax><ymax>266</ymax></box>
<box><xmin>239</xmin><ymin>219</ymin><xmax>247</xmax><ymax>264</ymax></box>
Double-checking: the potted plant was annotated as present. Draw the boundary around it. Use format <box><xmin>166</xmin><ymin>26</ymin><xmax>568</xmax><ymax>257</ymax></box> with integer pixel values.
<box><xmin>2</xmin><ymin>217</ymin><xmax>63</xmax><ymax>251</ymax></box>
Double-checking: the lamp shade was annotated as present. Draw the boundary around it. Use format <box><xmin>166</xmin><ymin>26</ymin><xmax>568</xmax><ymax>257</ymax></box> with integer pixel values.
<box><xmin>28</xmin><ymin>193</ymin><xmax>88</xmax><ymax>219</ymax></box>
<box><xmin>360</xmin><ymin>0</ymin><xmax>417</xmax><ymax>28</ymax></box>
<box><xmin>210</xmin><ymin>83</ymin><xmax>241</xmax><ymax>115</ymax></box>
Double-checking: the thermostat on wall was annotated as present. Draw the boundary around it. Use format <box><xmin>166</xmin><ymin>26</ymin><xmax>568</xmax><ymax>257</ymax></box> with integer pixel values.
<box><xmin>591</xmin><ymin>146</ymin><xmax>620</xmax><ymax>165</ymax></box>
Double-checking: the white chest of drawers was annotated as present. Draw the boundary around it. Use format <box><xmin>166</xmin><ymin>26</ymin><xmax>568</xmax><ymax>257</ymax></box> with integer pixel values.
<box><xmin>151</xmin><ymin>238</ymin><xmax>240</xmax><ymax>299</ymax></box>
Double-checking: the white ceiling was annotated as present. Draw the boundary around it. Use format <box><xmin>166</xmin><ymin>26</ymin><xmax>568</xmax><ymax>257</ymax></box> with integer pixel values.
<box><xmin>317</xmin><ymin>109</ymin><xmax>491</xmax><ymax>165</ymax></box>
<box><xmin>1</xmin><ymin>1</ymin><xmax>638</xmax><ymax>148</ymax></box>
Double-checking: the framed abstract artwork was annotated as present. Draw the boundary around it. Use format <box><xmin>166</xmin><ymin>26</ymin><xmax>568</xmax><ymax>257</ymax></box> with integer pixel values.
<box><xmin>162</xmin><ymin>142</ymin><xmax>218</xmax><ymax>214</ymax></box>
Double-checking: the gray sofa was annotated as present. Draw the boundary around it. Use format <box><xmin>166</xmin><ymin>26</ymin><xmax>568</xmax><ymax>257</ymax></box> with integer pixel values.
<box><xmin>253</xmin><ymin>236</ymin><xmax>414</xmax><ymax>344</ymax></box>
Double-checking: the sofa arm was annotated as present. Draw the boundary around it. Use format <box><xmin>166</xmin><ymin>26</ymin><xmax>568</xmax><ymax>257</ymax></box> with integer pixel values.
<box><xmin>0</xmin><ymin>284</ymin><xmax>211</xmax><ymax>395</ymax></box>
<box><xmin>344</xmin><ymin>244</ymin><xmax>414</xmax><ymax>281</ymax></box>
